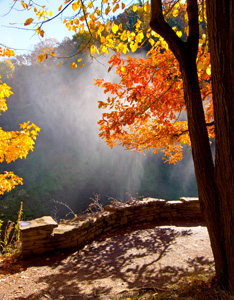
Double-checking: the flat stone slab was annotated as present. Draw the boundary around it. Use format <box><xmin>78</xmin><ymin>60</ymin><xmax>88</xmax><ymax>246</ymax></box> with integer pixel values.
<box><xmin>52</xmin><ymin>224</ymin><xmax>76</xmax><ymax>235</ymax></box>
<box><xmin>19</xmin><ymin>216</ymin><xmax>57</xmax><ymax>231</ymax></box>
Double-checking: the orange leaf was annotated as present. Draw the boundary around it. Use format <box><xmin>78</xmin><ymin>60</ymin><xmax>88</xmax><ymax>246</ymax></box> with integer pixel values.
<box><xmin>80</xmin><ymin>63</ymin><xmax>86</xmax><ymax>68</ymax></box>
<box><xmin>38</xmin><ymin>54</ymin><xmax>44</xmax><ymax>62</ymax></box>
<box><xmin>24</xmin><ymin>18</ymin><xmax>34</xmax><ymax>26</ymax></box>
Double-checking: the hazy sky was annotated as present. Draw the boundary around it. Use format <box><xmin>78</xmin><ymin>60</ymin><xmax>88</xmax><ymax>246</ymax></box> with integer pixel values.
<box><xmin>0</xmin><ymin>0</ymin><xmax>74</xmax><ymax>54</ymax></box>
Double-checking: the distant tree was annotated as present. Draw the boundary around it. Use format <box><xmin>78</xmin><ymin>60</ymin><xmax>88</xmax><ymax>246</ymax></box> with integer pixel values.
<box><xmin>0</xmin><ymin>60</ymin><xmax>15</xmax><ymax>80</ymax></box>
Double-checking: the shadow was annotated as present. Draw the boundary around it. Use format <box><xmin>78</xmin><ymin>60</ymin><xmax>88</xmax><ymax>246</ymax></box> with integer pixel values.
<box><xmin>0</xmin><ymin>221</ymin><xmax>198</xmax><ymax>273</ymax></box>
<box><xmin>7</xmin><ymin>224</ymin><xmax>214</xmax><ymax>300</ymax></box>
<box><xmin>186</xmin><ymin>256</ymin><xmax>215</xmax><ymax>273</ymax></box>
<box><xmin>15</xmin><ymin>286</ymin><xmax>111</xmax><ymax>300</ymax></box>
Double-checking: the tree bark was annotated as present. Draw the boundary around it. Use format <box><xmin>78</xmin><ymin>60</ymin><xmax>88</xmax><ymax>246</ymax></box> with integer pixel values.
<box><xmin>151</xmin><ymin>0</ymin><xmax>234</xmax><ymax>290</ymax></box>
<box><xmin>206</xmin><ymin>0</ymin><xmax>234</xmax><ymax>290</ymax></box>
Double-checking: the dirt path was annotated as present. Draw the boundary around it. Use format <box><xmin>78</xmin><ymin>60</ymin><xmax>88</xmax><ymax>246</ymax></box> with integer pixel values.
<box><xmin>0</xmin><ymin>223</ymin><xmax>214</xmax><ymax>300</ymax></box>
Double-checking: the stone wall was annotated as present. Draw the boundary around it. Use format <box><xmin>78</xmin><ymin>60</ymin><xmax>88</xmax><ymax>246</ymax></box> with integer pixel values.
<box><xmin>20</xmin><ymin>197</ymin><xmax>204</xmax><ymax>256</ymax></box>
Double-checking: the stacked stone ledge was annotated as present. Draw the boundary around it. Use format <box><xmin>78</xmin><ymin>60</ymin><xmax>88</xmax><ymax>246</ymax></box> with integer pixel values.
<box><xmin>20</xmin><ymin>197</ymin><xmax>204</xmax><ymax>256</ymax></box>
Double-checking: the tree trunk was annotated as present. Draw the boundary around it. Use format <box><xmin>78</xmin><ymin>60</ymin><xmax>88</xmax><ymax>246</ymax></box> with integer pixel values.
<box><xmin>150</xmin><ymin>0</ymin><xmax>234</xmax><ymax>291</ymax></box>
<box><xmin>206</xmin><ymin>0</ymin><xmax>234</xmax><ymax>290</ymax></box>
<box><xmin>180</xmin><ymin>49</ymin><xmax>228</xmax><ymax>289</ymax></box>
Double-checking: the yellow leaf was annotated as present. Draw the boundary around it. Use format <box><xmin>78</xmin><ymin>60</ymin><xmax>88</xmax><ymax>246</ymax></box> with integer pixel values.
<box><xmin>173</xmin><ymin>9</ymin><xmax>179</xmax><ymax>17</ymax></box>
<box><xmin>102</xmin><ymin>0</ymin><xmax>108</xmax><ymax>3</ymax></box>
<box><xmin>135</xmin><ymin>19</ymin><xmax>141</xmax><ymax>30</ymax></box>
<box><xmin>80</xmin><ymin>23</ymin><xmax>84</xmax><ymax>33</ymax></box>
<box><xmin>72</xmin><ymin>2</ymin><xmax>79</xmax><ymax>11</ymax></box>
<box><xmin>143</xmin><ymin>4</ymin><xmax>150</xmax><ymax>12</ymax></box>
<box><xmin>90</xmin><ymin>45</ymin><xmax>99</xmax><ymax>54</ymax></box>
<box><xmin>49</xmin><ymin>11</ymin><xmax>52</xmax><ymax>17</ymax></box>
<box><xmin>90</xmin><ymin>45</ymin><xmax>95</xmax><ymax>54</ymax></box>
<box><xmin>197</xmin><ymin>61</ymin><xmax>204</xmax><ymax>71</ymax></box>
<box><xmin>176</xmin><ymin>31</ymin><xmax>182</xmax><ymax>38</ymax></box>
<box><xmin>130</xmin><ymin>42</ymin><xmax>138</xmax><ymax>52</ymax></box>
<box><xmin>136</xmin><ymin>31</ymin><xmax>144</xmax><ymax>43</ymax></box>
<box><xmin>199</xmin><ymin>39</ymin><xmax>204</xmax><ymax>45</ymax></box>
<box><xmin>58</xmin><ymin>5</ymin><xmax>62</xmax><ymax>11</ymax></box>
<box><xmin>120</xmin><ymin>30</ymin><xmax>128</xmax><ymax>41</ymax></box>
<box><xmin>77</xmin><ymin>58</ymin><xmax>82</xmax><ymax>62</ymax></box>
<box><xmin>36</xmin><ymin>26</ymin><xmax>44</xmax><ymax>37</ymax></box>
<box><xmin>9</xmin><ymin>49</ymin><xmax>15</xmax><ymax>56</ymax></box>
<box><xmin>71</xmin><ymin>62</ymin><xmax>77</xmax><ymax>69</ymax></box>
<box><xmin>206</xmin><ymin>66</ymin><xmax>211</xmax><ymax>76</ymax></box>
<box><xmin>121</xmin><ymin>66</ymin><xmax>126</xmax><ymax>72</ymax></box>
<box><xmin>38</xmin><ymin>54</ymin><xmax>44</xmax><ymax>63</ymax></box>
<box><xmin>88</xmin><ymin>1</ymin><xmax>93</xmax><ymax>8</ymax></box>
<box><xmin>100</xmin><ymin>45</ymin><xmax>109</xmax><ymax>54</ymax></box>
<box><xmin>51</xmin><ymin>52</ymin><xmax>56</xmax><ymax>57</ymax></box>
<box><xmin>132</xmin><ymin>5</ymin><xmax>138</xmax><ymax>12</ymax></box>
<box><xmin>149</xmin><ymin>38</ymin><xmax>155</xmax><ymax>46</ymax></box>
<box><xmin>101</xmin><ymin>36</ymin><xmax>106</xmax><ymax>43</ymax></box>
<box><xmin>111</xmin><ymin>24</ymin><xmax>119</xmax><ymax>34</ymax></box>
<box><xmin>24</xmin><ymin>18</ymin><xmax>33</xmax><ymax>26</ymax></box>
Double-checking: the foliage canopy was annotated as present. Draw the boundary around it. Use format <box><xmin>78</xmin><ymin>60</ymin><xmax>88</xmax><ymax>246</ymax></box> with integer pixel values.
<box><xmin>12</xmin><ymin>0</ymin><xmax>212</xmax><ymax>164</ymax></box>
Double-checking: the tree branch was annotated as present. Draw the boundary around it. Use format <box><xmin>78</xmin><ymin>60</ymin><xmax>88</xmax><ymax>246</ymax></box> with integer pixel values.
<box><xmin>150</xmin><ymin>0</ymin><xmax>199</xmax><ymax>64</ymax></box>
<box><xmin>39</xmin><ymin>0</ymin><xmax>76</xmax><ymax>28</ymax></box>
<box><xmin>150</xmin><ymin>0</ymin><xmax>185</xmax><ymax>63</ymax></box>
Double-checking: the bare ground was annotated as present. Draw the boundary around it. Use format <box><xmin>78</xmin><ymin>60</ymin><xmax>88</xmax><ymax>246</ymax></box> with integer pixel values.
<box><xmin>0</xmin><ymin>222</ymin><xmax>214</xmax><ymax>300</ymax></box>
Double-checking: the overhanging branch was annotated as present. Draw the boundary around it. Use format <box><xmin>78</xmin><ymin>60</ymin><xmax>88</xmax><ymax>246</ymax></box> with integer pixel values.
<box><xmin>150</xmin><ymin>0</ymin><xmax>185</xmax><ymax>63</ymax></box>
<box><xmin>150</xmin><ymin>0</ymin><xmax>199</xmax><ymax>64</ymax></box>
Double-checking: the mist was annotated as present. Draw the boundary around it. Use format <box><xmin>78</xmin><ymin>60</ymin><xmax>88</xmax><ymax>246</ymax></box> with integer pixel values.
<box><xmin>0</xmin><ymin>52</ymin><xmax>197</xmax><ymax>220</ymax></box>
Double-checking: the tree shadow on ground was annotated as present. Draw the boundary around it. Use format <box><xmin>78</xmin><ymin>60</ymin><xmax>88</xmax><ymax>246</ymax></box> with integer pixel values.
<box><xmin>13</xmin><ymin>224</ymin><xmax>214</xmax><ymax>300</ymax></box>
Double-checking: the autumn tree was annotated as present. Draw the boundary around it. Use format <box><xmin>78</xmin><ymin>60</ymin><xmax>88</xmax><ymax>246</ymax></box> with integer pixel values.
<box><xmin>96</xmin><ymin>0</ymin><xmax>234</xmax><ymax>290</ymax></box>
<box><xmin>6</xmin><ymin>0</ymin><xmax>234</xmax><ymax>291</ymax></box>
<box><xmin>0</xmin><ymin>47</ymin><xmax>40</xmax><ymax>195</ymax></box>
<box><xmin>147</xmin><ymin>0</ymin><xmax>234</xmax><ymax>291</ymax></box>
